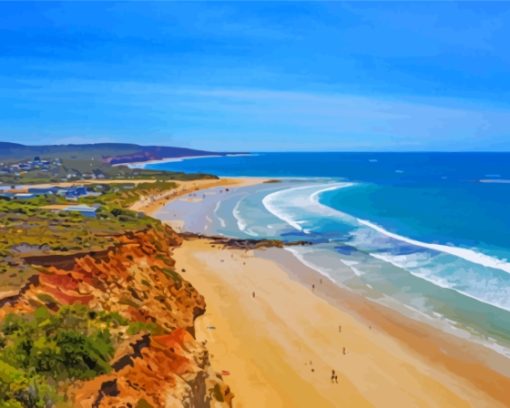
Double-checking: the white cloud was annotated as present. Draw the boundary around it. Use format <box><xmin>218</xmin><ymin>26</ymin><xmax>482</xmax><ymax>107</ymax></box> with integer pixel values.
<box><xmin>2</xmin><ymin>76</ymin><xmax>509</xmax><ymax>150</ymax></box>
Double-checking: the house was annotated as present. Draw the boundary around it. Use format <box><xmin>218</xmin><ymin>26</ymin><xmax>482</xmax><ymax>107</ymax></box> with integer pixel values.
<box><xmin>14</xmin><ymin>193</ymin><xmax>35</xmax><ymax>199</ymax></box>
<box><xmin>65</xmin><ymin>186</ymin><xmax>88</xmax><ymax>199</ymax></box>
<box><xmin>62</xmin><ymin>204</ymin><xmax>99</xmax><ymax>218</ymax></box>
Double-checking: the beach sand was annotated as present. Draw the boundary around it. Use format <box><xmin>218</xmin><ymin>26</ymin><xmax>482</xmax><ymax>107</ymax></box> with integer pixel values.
<box><xmin>130</xmin><ymin>177</ymin><xmax>265</xmax><ymax>219</ymax></box>
<box><xmin>173</xmin><ymin>238</ymin><xmax>510</xmax><ymax>408</ymax></box>
<box><xmin>141</xmin><ymin>178</ymin><xmax>510</xmax><ymax>407</ymax></box>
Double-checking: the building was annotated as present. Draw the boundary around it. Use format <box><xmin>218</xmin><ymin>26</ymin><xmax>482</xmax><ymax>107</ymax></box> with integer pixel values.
<box><xmin>14</xmin><ymin>193</ymin><xmax>35</xmax><ymax>200</ymax></box>
<box><xmin>64</xmin><ymin>186</ymin><xmax>89</xmax><ymax>199</ymax></box>
<box><xmin>62</xmin><ymin>204</ymin><xmax>99</xmax><ymax>218</ymax></box>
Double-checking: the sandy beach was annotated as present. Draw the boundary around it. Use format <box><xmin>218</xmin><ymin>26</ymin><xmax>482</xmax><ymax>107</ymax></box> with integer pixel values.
<box><xmin>143</xmin><ymin>178</ymin><xmax>510</xmax><ymax>407</ymax></box>
<box><xmin>129</xmin><ymin>177</ymin><xmax>266</xmax><ymax>217</ymax></box>
<box><xmin>172</xmin><ymin>238</ymin><xmax>510</xmax><ymax>407</ymax></box>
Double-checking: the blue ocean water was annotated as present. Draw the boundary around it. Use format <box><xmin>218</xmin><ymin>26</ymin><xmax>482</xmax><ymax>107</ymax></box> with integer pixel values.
<box><xmin>149</xmin><ymin>153</ymin><xmax>510</xmax><ymax>353</ymax></box>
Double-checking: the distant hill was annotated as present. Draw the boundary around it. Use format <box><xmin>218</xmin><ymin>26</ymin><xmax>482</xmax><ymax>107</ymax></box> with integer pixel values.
<box><xmin>0</xmin><ymin>142</ymin><xmax>235</xmax><ymax>164</ymax></box>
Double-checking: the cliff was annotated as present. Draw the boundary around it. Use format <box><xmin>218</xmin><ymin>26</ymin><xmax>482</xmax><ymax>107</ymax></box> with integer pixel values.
<box><xmin>0</xmin><ymin>225</ymin><xmax>233</xmax><ymax>407</ymax></box>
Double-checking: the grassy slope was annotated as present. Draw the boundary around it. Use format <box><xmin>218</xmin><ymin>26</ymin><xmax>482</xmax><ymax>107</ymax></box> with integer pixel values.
<box><xmin>0</xmin><ymin>181</ymin><xmax>181</xmax><ymax>290</ymax></box>
<box><xmin>0</xmin><ymin>178</ymin><xmax>187</xmax><ymax>407</ymax></box>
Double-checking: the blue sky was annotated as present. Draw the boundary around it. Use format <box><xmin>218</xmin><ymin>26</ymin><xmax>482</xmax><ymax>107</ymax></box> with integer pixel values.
<box><xmin>1</xmin><ymin>2</ymin><xmax>510</xmax><ymax>151</ymax></box>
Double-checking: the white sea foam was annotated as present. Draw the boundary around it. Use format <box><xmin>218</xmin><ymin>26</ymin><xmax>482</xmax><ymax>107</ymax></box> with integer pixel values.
<box><xmin>205</xmin><ymin>216</ymin><xmax>212</xmax><ymax>231</ymax></box>
<box><xmin>480</xmin><ymin>179</ymin><xmax>510</xmax><ymax>184</ymax></box>
<box><xmin>263</xmin><ymin>182</ymin><xmax>510</xmax><ymax>275</ymax></box>
<box><xmin>232</xmin><ymin>199</ymin><xmax>258</xmax><ymax>237</ymax></box>
<box><xmin>358</xmin><ymin>218</ymin><xmax>510</xmax><ymax>274</ymax></box>
<box><xmin>261</xmin><ymin>181</ymin><xmax>510</xmax><ymax>313</ymax></box>
<box><xmin>284</xmin><ymin>246</ymin><xmax>336</xmax><ymax>282</ymax></box>
<box><xmin>262</xmin><ymin>182</ymin><xmax>354</xmax><ymax>232</ymax></box>
<box><xmin>370</xmin><ymin>251</ymin><xmax>510</xmax><ymax>313</ymax></box>
<box><xmin>280</xmin><ymin>202</ymin><xmax>510</xmax><ymax>355</ymax></box>
<box><xmin>262</xmin><ymin>187</ymin><xmax>308</xmax><ymax>231</ymax></box>
<box><xmin>288</xmin><ymin>244</ymin><xmax>510</xmax><ymax>358</ymax></box>
<box><xmin>340</xmin><ymin>259</ymin><xmax>364</xmax><ymax>276</ymax></box>
<box><xmin>213</xmin><ymin>201</ymin><xmax>226</xmax><ymax>228</ymax></box>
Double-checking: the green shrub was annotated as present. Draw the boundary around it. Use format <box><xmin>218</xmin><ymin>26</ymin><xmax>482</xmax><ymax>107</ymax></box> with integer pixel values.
<box><xmin>35</xmin><ymin>293</ymin><xmax>57</xmax><ymax>306</ymax></box>
<box><xmin>0</xmin><ymin>306</ymin><xmax>134</xmax><ymax>407</ymax></box>
<box><xmin>161</xmin><ymin>268</ymin><xmax>182</xmax><ymax>284</ymax></box>
<box><xmin>127</xmin><ymin>321</ymin><xmax>164</xmax><ymax>336</ymax></box>
<box><xmin>0</xmin><ymin>306</ymin><xmax>115</xmax><ymax>381</ymax></box>
<box><xmin>0</xmin><ymin>360</ymin><xmax>57</xmax><ymax>408</ymax></box>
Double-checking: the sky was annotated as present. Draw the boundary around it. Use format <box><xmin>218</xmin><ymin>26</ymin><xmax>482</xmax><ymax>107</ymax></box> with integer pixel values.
<box><xmin>1</xmin><ymin>1</ymin><xmax>510</xmax><ymax>151</ymax></box>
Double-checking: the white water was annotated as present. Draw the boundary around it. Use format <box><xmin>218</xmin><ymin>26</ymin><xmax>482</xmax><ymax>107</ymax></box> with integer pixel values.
<box><xmin>232</xmin><ymin>199</ymin><xmax>258</xmax><ymax>237</ymax></box>
<box><xmin>358</xmin><ymin>218</ymin><xmax>510</xmax><ymax>275</ymax></box>
<box><xmin>262</xmin><ymin>182</ymin><xmax>354</xmax><ymax>232</ymax></box>
<box><xmin>264</xmin><ymin>182</ymin><xmax>510</xmax><ymax>276</ymax></box>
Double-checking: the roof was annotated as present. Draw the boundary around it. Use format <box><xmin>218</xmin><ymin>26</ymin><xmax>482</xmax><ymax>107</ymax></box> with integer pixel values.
<box><xmin>63</xmin><ymin>204</ymin><xmax>99</xmax><ymax>212</ymax></box>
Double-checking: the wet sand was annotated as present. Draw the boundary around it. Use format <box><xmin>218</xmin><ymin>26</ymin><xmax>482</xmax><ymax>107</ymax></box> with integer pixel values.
<box><xmin>145</xmin><ymin>178</ymin><xmax>510</xmax><ymax>407</ymax></box>
<box><xmin>129</xmin><ymin>177</ymin><xmax>266</xmax><ymax>217</ymax></box>
<box><xmin>173</xmin><ymin>238</ymin><xmax>510</xmax><ymax>407</ymax></box>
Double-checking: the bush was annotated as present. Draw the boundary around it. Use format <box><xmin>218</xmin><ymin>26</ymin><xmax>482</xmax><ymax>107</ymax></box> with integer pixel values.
<box><xmin>0</xmin><ymin>305</ymin><xmax>132</xmax><ymax>407</ymax></box>
<box><xmin>127</xmin><ymin>321</ymin><xmax>164</xmax><ymax>336</ymax></box>
<box><xmin>0</xmin><ymin>306</ymin><xmax>115</xmax><ymax>381</ymax></box>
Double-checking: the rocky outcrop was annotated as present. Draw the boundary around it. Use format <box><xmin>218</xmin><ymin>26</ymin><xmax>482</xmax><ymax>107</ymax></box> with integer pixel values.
<box><xmin>73</xmin><ymin>329</ymin><xmax>232</xmax><ymax>408</ymax></box>
<box><xmin>180</xmin><ymin>232</ymin><xmax>312</xmax><ymax>250</ymax></box>
<box><xmin>0</xmin><ymin>225</ymin><xmax>232</xmax><ymax>407</ymax></box>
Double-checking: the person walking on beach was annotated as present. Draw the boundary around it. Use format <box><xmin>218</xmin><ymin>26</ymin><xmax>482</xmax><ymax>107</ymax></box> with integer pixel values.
<box><xmin>252</xmin><ymin>291</ymin><xmax>255</xmax><ymax>298</ymax></box>
<box><xmin>331</xmin><ymin>370</ymin><xmax>338</xmax><ymax>383</ymax></box>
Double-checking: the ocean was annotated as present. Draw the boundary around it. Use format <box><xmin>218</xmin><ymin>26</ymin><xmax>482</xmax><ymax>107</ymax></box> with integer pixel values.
<box><xmin>148</xmin><ymin>152</ymin><xmax>510</xmax><ymax>355</ymax></box>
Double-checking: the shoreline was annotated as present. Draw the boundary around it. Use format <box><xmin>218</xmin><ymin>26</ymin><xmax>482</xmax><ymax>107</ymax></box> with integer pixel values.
<box><xmin>118</xmin><ymin>153</ymin><xmax>255</xmax><ymax>169</ymax></box>
<box><xmin>173</xmin><ymin>237</ymin><xmax>510</xmax><ymax>407</ymax></box>
<box><xmin>129</xmin><ymin>176</ymin><xmax>266</xmax><ymax>217</ymax></box>
<box><xmin>144</xmin><ymin>177</ymin><xmax>510</xmax><ymax>406</ymax></box>
<box><xmin>263</xmin><ymin>247</ymin><xmax>510</xmax><ymax>397</ymax></box>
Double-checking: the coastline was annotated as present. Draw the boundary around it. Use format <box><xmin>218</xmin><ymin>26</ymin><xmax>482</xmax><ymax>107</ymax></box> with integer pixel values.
<box><xmin>172</xmin><ymin>237</ymin><xmax>510</xmax><ymax>407</ymax></box>
<box><xmin>118</xmin><ymin>153</ymin><xmax>255</xmax><ymax>169</ymax></box>
<box><xmin>143</xmin><ymin>177</ymin><xmax>510</xmax><ymax>406</ymax></box>
<box><xmin>129</xmin><ymin>176</ymin><xmax>266</xmax><ymax>218</ymax></box>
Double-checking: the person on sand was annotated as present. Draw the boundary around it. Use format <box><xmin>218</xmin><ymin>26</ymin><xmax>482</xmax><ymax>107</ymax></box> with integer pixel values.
<box><xmin>343</xmin><ymin>346</ymin><xmax>346</xmax><ymax>355</ymax></box>
<box><xmin>331</xmin><ymin>370</ymin><xmax>336</xmax><ymax>383</ymax></box>
<box><xmin>252</xmin><ymin>291</ymin><xmax>255</xmax><ymax>298</ymax></box>
<box><xmin>338</xmin><ymin>325</ymin><xmax>342</xmax><ymax>333</ymax></box>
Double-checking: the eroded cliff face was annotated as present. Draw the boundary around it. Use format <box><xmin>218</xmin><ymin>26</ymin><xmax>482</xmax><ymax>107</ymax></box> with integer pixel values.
<box><xmin>0</xmin><ymin>226</ymin><xmax>232</xmax><ymax>408</ymax></box>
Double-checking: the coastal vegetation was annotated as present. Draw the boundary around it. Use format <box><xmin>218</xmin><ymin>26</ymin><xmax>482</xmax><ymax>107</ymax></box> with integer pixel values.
<box><xmin>0</xmin><ymin>168</ymin><xmax>233</xmax><ymax>406</ymax></box>
<box><xmin>0</xmin><ymin>197</ymin><xmax>156</xmax><ymax>291</ymax></box>
<box><xmin>80</xmin><ymin>181</ymin><xmax>178</xmax><ymax>208</ymax></box>
<box><xmin>0</xmin><ymin>178</ymin><xmax>203</xmax><ymax>290</ymax></box>
<box><xmin>0</xmin><ymin>161</ymin><xmax>216</xmax><ymax>185</ymax></box>
<box><xmin>0</xmin><ymin>142</ymin><xmax>220</xmax><ymax>184</ymax></box>
<box><xmin>0</xmin><ymin>305</ymin><xmax>121</xmax><ymax>407</ymax></box>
